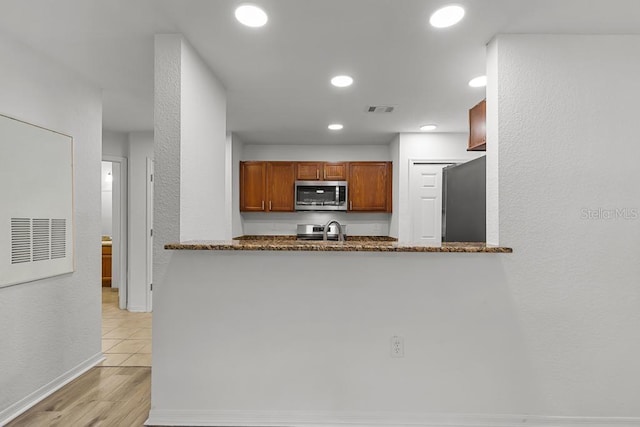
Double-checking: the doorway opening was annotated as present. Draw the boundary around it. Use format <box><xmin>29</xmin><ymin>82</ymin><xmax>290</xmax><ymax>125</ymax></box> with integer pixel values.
<box><xmin>101</xmin><ymin>157</ymin><xmax>127</xmax><ymax>309</ymax></box>
<box><xmin>100</xmin><ymin>156</ymin><xmax>152</xmax><ymax>366</ymax></box>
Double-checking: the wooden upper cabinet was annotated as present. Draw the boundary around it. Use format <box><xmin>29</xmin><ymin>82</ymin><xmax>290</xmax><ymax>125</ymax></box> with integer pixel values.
<box><xmin>240</xmin><ymin>161</ymin><xmax>267</xmax><ymax>212</ymax></box>
<box><xmin>323</xmin><ymin>162</ymin><xmax>348</xmax><ymax>181</ymax></box>
<box><xmin>242</xmin><ymin>160</ymin><xmax>391</xmax><ymax>213</ymax></box>
<box><xmin>296</xmin><ymin>162</ymin><xmax>323</xmax><ymax>180</ymax></box>
<box><xmin>468</xmin><ymin>99</ymin><xmax>486</xmax><ymax>151</ymax></box>
<box><xmin>267</xmin><ymin>162</ymin><xmax>295</xmax><ymax>212</ymax></box>
<box><xmin>296</xmin><ymin>162</ymin><xmax>347</xmax><ymax>181</ymax></box>
<box><xmin>348</xmin><ymin>162</ymin><xmax>392</xmax><ymax>212</ymax></box>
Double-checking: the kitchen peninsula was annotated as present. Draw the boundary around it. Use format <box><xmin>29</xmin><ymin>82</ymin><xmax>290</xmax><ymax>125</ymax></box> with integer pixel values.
<box><xmin>148</xmin><ymin>237</ymin><xmax>513</xmax><ymax>426</ymax></box>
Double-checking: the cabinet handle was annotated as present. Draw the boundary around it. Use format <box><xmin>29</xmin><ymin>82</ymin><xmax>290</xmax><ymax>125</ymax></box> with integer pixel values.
<box><xmin>316</xmin><ymin>170</ymin><xmax>319</xmax><ymax>180</ymax></box>
<box><xmin>324</xmin><ymin>170</ymin><xmax>326</xmax><ymax>180</ymax></box>
<box><xmin>262</xmin><ymin>200</ymin><xmax>265</xmax><ymax>210</ymax></box>
<box><xmin>350</xmin><ymin>201</ymin><xmax>352</xmax><ymax>210</ymax></box>
<box><xmin>269</xmin><ymin>201</ymin><xmax>272</xmax><ymax>210</ymax></box>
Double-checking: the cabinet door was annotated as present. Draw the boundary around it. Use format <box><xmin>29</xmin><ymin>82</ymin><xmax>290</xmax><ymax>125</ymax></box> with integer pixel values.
<box><xmin>267</xmin><ymin>162</ymin><xmax>295</xmax><ymax>212</ymax></box>
<box><xmin>468</xmin><ymin>99</ymin><xmax>486</xmax><ymax>151</ymax></box>
<box><xmin>323</xmin><ymin>162</ymin><xmax>348</xmax><ymax>180</ymax></box>
<box><xmin>102</xmin><ymin>245</ymin><xmax>112</xmax><ymax>287</ymax></box>
<box><xmin>296</xmin><ymin>162</ymin><xmax>322</xmax><ymax>180</ymax></box>
<box><xmin>348</xmin><ymin>162</ymin><xmax>392</xmax><ymax>212</ymax></box>
<box><xmin>240</xmin><ymin>161</ymin><xmax>267</xmax><ymax>212</ymax></box>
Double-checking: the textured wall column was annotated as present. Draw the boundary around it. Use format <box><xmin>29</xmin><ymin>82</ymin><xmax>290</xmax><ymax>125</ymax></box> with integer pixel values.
<box><xmin>153</xmin><ymin>34</ymin><xmax>228</xmax><ymax>289</ymax></box>
<box><xmin>153</xmin><ymin>34</ymin><xmax>182</xmax><ymax>289</ymax></box>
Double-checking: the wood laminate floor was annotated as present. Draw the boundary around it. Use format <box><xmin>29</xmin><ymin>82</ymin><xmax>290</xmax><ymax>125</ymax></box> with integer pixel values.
<box><xmin>7</xmin><ymin>288</ymin><xmax>152</xmax><ymax>426</ymax></box>
<box><xmin>6</xmin><ymin>367</ymin><xmax>151</xmax><ymax>427</ymax></box>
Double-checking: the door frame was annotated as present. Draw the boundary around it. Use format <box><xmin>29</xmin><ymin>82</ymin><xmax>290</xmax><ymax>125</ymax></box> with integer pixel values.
<box><xmin>145</xmin><ymin>157</ymin><xmax>154</xmax><ymax>312</ymax></box>
<box><xmin>103</xmin><ymin>155</ymin><xmax>128</xmax><ymax>310</ymax></box>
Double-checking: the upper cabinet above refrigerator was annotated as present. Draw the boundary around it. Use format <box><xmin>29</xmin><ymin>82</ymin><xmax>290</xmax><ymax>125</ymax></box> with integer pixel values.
<box><xmin>468</xmin><ymin>99</ymin><xmax>486</xmax><ymax>151</ymax></box>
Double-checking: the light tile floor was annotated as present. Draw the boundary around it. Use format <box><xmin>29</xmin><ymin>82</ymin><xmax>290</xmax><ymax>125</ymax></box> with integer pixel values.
<box><xmin>100</xmin><ymin>288</ymin><xmax>152</xmax><ymax>367</ymax></box>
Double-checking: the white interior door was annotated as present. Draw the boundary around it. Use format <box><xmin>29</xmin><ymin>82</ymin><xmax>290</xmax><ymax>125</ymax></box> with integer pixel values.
<box><xmin>410</xmin><ymin>163</ymin><xmax>449</xmax><ymax>246</ymax></box>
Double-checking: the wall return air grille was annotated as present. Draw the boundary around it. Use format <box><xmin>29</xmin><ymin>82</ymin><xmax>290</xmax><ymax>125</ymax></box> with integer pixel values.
<box><xmin>11</xmin><ymin>218</ymin><xmax>67</xmax><ymax>264</ymax></box>
<box><xmin>1</xmin><ymin>113</ymin><xmax>74</xmax><ymax>288</ymax></box>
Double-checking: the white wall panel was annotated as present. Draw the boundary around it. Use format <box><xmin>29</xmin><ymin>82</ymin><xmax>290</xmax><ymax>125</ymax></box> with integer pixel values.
<box><xmin>0</xmin><ymin>34</ymin><xmax>101</xmax><ymax>424</ymax></box>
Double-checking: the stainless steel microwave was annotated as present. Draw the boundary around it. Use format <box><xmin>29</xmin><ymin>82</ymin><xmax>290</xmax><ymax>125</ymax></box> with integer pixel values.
<box><xmin>294</xmin><ymin>181</ymin><xmax>348</xmax><ymax>211</ymax></box>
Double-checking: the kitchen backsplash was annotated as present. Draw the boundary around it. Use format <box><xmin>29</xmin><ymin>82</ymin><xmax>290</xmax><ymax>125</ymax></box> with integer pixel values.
<box><xmin>240</xmin><ymin>212</ymin><xmax>390</xmax><ymax>236</ymax></box>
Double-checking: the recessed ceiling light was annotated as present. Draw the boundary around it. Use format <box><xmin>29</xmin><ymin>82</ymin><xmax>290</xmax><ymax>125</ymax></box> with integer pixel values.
<box><xmin>331</xmin><ymin>75</ymin><xmax>354</xmax><ymax>88</ymax></box>
<box><xmin>429</xmin><ymin>5</ymin><xmax>465</xmax><ymax>28</ymax></box>
<box><xmin>328</xmin><ymin>124</ymin><xmax>344</xmax><ymax>131</ymax></box>
<box><xmin>235</xmin><ymin>4</ymin><xmax>268</xmax><ymax>28</ymax></box>
<box><xmin>420</xmin><ymin>124</ymin><xmax>437</xmax><ymax>131</ymax></box>
<box><xmin>468</xmin><ymin>75</ymin><xmax>487</xmax><ymax>88</ymax></box>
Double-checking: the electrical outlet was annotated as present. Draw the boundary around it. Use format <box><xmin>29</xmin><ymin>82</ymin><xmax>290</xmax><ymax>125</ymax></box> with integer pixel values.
<box><xmin>391</xmin><ymin>335</ymin><xmax>404</xmax><ymax>358</ymax></box>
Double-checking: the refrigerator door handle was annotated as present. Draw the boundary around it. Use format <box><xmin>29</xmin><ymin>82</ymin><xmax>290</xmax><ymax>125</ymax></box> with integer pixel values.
<box><xmin>441</xmin><ymin>169</ymin><xmax>447</xmax><ymax>242</ymax></box>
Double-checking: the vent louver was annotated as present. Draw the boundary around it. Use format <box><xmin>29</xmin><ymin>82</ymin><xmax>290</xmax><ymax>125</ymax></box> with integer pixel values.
<box><xmin>11</xmin><ymin>218</ymin><xmax>31</xmax><ymax>264</ymax></box>
<box><xmin>51</xmin><ymin>219</ymin><xmax>66</xmax><ymax>259</ymax></box>
<box><xmin>10</xmin><ymin>218</ymin><xmax>67</xmax><ymax>263</ymax></box>
<box><xmin>366</xmin><ymin>105</ymin><xmax>396</xmax><ymax>113</ymax></box>
<box><xmin>32</xmin><ymin>219</ymin><xmax>50</xmax><ymax>261</ymax></box>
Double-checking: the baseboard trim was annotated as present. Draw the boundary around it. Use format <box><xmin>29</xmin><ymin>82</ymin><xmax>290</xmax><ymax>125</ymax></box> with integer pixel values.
<box><xmin>0</xmin><ymin>352</ymin><xmax>104</xmax><ymax>426</ymax></box>
<box><xmin>127</xmin><ymin>305</ymin><xmax>149</xmax><ymax>313</ymax></box>
<box><xmin>145</xmin><ymin>410</ymin><xmax>640</xmax><ymax>427</ymax></box>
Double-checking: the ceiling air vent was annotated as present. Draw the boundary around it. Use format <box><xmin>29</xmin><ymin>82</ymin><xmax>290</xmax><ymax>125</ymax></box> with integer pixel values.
<box><xmin>366</xmin><ymin>105</ymin><xmax>396</xmax><ymax>113</ymax></box>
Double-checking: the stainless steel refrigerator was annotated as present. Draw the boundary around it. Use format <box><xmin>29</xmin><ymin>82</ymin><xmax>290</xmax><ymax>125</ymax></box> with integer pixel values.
<box><xmin>442</xmin><ymin>156</ymin><xmax>486</xmax><ymax>242</ymax></box>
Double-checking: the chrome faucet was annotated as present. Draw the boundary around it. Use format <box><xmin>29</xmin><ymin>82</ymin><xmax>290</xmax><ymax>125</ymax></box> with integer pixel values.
<box><xmin>323</xmin><ymin>220</ymin><xmax>344</xmax><ymax>242</ymax></box>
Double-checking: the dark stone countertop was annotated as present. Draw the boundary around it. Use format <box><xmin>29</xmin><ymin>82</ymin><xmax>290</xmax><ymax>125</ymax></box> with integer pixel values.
<box><xmin>165</xmin><ymin>236</ymin><xmax>512</xmax><ymax>253</ymax></box>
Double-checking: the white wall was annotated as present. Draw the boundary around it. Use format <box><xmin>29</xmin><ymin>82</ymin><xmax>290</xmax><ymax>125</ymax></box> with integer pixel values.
<box><xmin>154</xmin><ymin>33</ymin><xmax>228</xmax><ymax>294</ymax></box>
<box><xmin>241</xmin><ymin>212</ymin><xmax>391</xmax><ymax>236</ymax></box>
<box><xmin>101</xmin><ymin>161</ymin><xmax>113</xmax><ymax>237</ymax></box>
<box><xmin>0</xmin><ymin>34</ymin><xmax>102</xmax><ymax>423</ymax></box>
<box><xmin>242</xmin><ymin>143</ymin><xmax>390</xmax><ymax>161</ymax></box>
<box><xmin>388</xmin><ymin>134</ymin><xmax>400</xmax><ymax>237</ymax></box>
<box><xmin>102</xmin><ymin>130</ymin><xmax>128</xmax><ymax>158</ymax></box>
<box><xmin>486</xmin><ymin>39</ymin><xmax>499</xmax><ymax>245</ymax></box>
<box><xmin>395</xmin><ymin>133</ymin><xmax>483</xmax><ymax>241</ymax></box>
<box><xmin>241</xmin><ymin>144</ymin><xmax>392</xmax><ymax>236</ymax></box>
<box><xmin>180</xmin><ymin>39</ymin><xmax>227</xmax><ymax>241</ymax></box>
<box><xmin>154</xmin><ymin>34</ymin><xmax>182</xmax><ymax>290</ymax></box>
<box><xmin>230</xmin><ymin>133</ymin><xmax>244</xmax><ymax>238</ymax></box>
<box><xmin>149</xmin><ymin>251</ymin><xmax>531</xmax><ymax>426</ymax></box>
<box><xmin>128</xmin><ymin>131</ymin><xmax>154</xmax><ymax>312</ymax></box>
<box><xmin>485</xmin><ymin>34</ymin><xmax>640</xmax><ymax>416</ymax></box>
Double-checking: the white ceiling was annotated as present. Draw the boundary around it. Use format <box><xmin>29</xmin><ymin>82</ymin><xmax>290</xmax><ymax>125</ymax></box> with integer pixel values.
<box><xmin>1</xmin><ymin>0</ymin><xmax>639</xmax><ymax>145</ymax></box>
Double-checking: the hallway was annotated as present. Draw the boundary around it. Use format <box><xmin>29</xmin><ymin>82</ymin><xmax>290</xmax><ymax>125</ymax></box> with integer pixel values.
<box><xmin>6</xmin><ymin>290</ymin><xmax>152</xmax><ymax>426</ymax></box>
<box><xmin>101</xmin><ymin>289</ymin><xmax>152</xmax><ymax>367</ymax></box>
